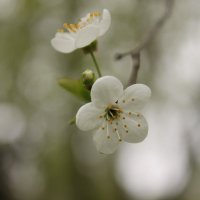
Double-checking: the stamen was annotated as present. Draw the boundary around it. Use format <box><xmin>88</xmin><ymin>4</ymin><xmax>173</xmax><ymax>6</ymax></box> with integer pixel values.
<box><xmin>123</xmin><ymin>111</ymin><xmax>141</xmax><ymax>118</ymax></box>
<box><xmin>131</xmin><ymin>98</ymin><xmax>135</xmax><ymax>101</ymax></box>
<box><xmin>106</xmin><ymin>122</ymin><xmax>110</xmax><ymax>139</ymax></box>
<box><xmin>115</xmin><ymin>128</ymin><xmax>122</xmax><ymax>142</ymax></box>
<box><xmin>63</xmin><ymin>23</ymin><xmax>69</xmax><ymax>29</ymax></box>
<box><xmin>57</xmin><ymin>28</ymin><xmax>64</xmax><ymax>32</ymax></box>
<box><xmin>69</xmin><ymin>24</ymin><xmax>76</xmax><ymax>32</ymax></box>
<box><xmin>58</xmin><ymin>10</ymin><xmax>101</xmax><ymax>33</ymax></box>
<box><xmin>137</xmin><ymin>123</ymin><xmax>141</xmax><ymax>127</ymax></box>
<box><xmin>90</xmin><ymin>11</ymin><xmax>101</xmax><ymax>17</ymax></box>
<box><xmin>118</xmin><ymin>120</ymin><xmax>129</xmax><ymax>135</ymax></box>
<box><xmin>75</xmin><ymin>23</ymin><xmax>80</xmax><ymax>28</ymax></box>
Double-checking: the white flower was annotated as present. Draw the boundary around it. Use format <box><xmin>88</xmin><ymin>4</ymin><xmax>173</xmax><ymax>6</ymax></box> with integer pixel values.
<box><xmin>51</xmin><ymin>9</ymin><xmax>111</xmax><ymax>53</ymax></box>
<box><xmin>76</xmin><ymin>76</ymin><xmax>151</xmax><ymax>154</ymax></box>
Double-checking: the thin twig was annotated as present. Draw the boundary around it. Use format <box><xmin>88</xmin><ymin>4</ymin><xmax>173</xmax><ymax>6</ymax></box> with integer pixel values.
<box><xmin>116</xmin><ymin>0</ymin><xmax>175</xmax><ymax>85</ymax></box>
<box><xmin>128</xmin><ymin>53</ymin><xmax>140</xmax><ymax>85</ymax></box>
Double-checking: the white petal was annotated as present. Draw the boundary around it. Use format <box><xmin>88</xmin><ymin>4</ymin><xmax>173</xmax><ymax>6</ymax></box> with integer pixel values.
<box><xmin>119</xmin><ymin>113</ymin><xmax>148</xmax><ymax>143</ymax></box>
<box><xmin>51</xmin><ymin>32</ymin><xmax>75</xmax><ymax>53</ymax></box>
<box><xmin>99</xmin><ymin>9</ymin><xmax>111</xmax><ymax>36</ymax></box>
<box><xmin>76</xmin><ymin>103</ymin><xmax>103</xmax><ymax>131</ymax></box>
<box><xmin>119</xmin><ymin>84</ymin><xmax>151</xmax><ymax>112</ymax></box>
<box><xmin>93</xmin><ymin>125</ymin><xmax>119</xmax><ymax>154</ymax></box>
<box><xmin>91</xmin><ymin>76</ymin><xmax>124</xmax><ymax>108</ymax></box>
<box><xmin>75</xmin><ymin>25</ymin><xmax>99</xmax><ymax>48</ymax></box>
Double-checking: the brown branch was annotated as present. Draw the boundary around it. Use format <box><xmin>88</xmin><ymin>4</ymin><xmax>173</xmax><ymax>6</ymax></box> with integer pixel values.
<box><xmin>128</xmin><ymin>53</ymin><xmax>140</xmax><ymax>85</ymax></box>
<box><xmin>116</xmin><ymin>0</ymin><xmax>175</xmax><ymax>86</ymax></box>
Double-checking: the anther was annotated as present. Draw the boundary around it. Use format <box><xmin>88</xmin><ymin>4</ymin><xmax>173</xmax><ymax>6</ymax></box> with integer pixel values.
<box><xmin>122</xmin><ymin>117</ymin><xmax>125</xmax><ymax>120</ymax></box>
<box><xmin>128</xmin><ymin>112</ymin><xmax>132</xmax><ymax>115</ymax></box>
<box><xmin>75</xmin><ymin>23</ymin><xmax>80</xmax><ymax>28</ymax></box>
<box><xmin>63</xmin><ymin>23</ymin><xmax>68</xmax><ymax>28</ymax></box>
<box><xmin>102</xmin><ymin>127</ymin><xmax>105</xmax><ymax>130</ymax></box>
<box><xmin>116</xmin><ymin>122</ymin><xmax>118</xmax><ymax>125</ymax></box>
<box><xmin>124</xmin><ymin>125</ymin><xmax>127</xmax><ymax>128</ymax></box>
<box><xmin>131</xmin><ymin>98</ymin><xmax>135</xmax><ymax>101</ymax></box>
<box><xmin>137</xmin><ymin>124</ymin><xmax>141</xmax><ymax>127</ymax></box>
<box><xmin>119</xmin><ymin>139</ymin><xmax>122</xmax><ymax>142</ymax></box>
<box><xmin>107</xmin><ymin>136</ymin><xmax>110</xmax><ymax>139</ymax></box>
<box><xmin>69</xmin><ymin>24</ymin><xmax>76</xmax><ymax>32</ymax></box>
<box><xmin>58</xmin><ymin>29</ymin><xmax>64</xmax><ymax>32</ymax></box>
<box><xmin>137</xmin><ymin>113</ymin><xmax>140</xmax><ymax>117</ymax></box>
<box><xmin>126</xmin><ymin>130</ymin><xmax>128</xmax><ymax>133</ymax></box>
<box><xmin>123</xmin><ymin>100</ymin><xmax>125</xmax><ymax>103</ymax></box>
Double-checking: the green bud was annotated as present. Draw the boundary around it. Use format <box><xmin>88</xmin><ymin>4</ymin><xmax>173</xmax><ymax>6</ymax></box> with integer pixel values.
<box><xmin>82</xmin><ymin>69</ymin><xmax>96</xmax><ymax>90</ymax></box>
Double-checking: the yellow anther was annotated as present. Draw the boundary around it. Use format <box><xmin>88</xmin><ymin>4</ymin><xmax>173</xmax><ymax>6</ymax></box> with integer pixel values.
<box><xmin>57</xmin><ymin>28</ymin><xmax>64</xmax><ymax>32</ymax></box>
<box><xmin>90</xmin><ymin>11</ymin><xmax>101</xmax><ymax>18</ymax></box>
<box><xmin>63</xmin><ymin>23</ymin><xmax>69</xmax><ymax>28</ymax></box>
<box><xmin>75</xmin><ymin>23</ymin><xmax>80</xmax><ymax>28</ymax></box>
<box><xmin>69</xmin><ymin>24</ymin><xmax>77</xmax><ymax>32</ymax></box>
<box><xmin>94</xmin><ymin>11</ymin><xmax>101</xmax><ymax>16</ymax></box>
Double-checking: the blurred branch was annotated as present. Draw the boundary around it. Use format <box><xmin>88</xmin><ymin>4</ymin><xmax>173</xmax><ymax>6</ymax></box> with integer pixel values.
<box><xmin>115</xmin><ymin>0</ymin><xmax>175</xmax><ymax>86</ymax></box>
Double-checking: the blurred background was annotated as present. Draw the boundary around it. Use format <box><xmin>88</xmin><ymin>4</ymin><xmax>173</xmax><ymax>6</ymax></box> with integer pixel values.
<box><xmin>0</xmin><ymin>0</ymin><xmax>200</xmax><ymax>199</ymax></box>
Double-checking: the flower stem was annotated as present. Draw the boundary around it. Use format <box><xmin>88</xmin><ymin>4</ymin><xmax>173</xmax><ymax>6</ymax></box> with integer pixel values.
<box><xmin>89</xmin><ymin>51</ymin><xmax>102</xmax><ymax>77</ymax></box>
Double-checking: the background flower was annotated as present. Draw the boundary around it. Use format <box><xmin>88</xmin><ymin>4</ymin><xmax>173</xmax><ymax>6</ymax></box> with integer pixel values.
<box><xmin>51</xmin><ymin>9</ymin><xmax>111</xmax><ymax>53</ymax></box>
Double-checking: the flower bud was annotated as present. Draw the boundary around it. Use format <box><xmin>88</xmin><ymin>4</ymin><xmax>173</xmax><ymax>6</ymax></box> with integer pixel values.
<box><xmin>82</xmin><ymin>69</ymin><xmax>96</xmax><ymax>90</ymax></box>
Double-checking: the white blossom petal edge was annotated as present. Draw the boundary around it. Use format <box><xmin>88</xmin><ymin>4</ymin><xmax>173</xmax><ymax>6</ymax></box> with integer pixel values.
<box><xmin>51</xmin><ymin>9</ymin><xmax>111</xmax><ymax>53</ymax></box>
<box><xmin>76</xmin><ymin>76</ymin><xmax>151</xmax><ymax>154</ymax></box>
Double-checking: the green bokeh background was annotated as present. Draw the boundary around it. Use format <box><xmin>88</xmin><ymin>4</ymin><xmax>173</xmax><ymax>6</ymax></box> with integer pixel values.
<box><xmin>0</xmin><ymin>0</ymin><xmax>200</xmax><ymax>200</ymax></box>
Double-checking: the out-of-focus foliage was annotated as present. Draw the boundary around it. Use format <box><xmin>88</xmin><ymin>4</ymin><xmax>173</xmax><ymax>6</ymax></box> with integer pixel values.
<box><xmin>1</xmin><ymin>0</ymin><xmax>200</xmax><ymax>200</ymax></box>
<box><xmin>58</xmin><ymin>78</ymin><xmax>90</xmax><ymax>101</ymax></box>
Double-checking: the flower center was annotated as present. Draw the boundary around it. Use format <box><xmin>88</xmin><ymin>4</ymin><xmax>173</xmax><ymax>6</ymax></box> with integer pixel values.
<box><xmin>104</xmin><ymin>105</ymin><xmax>122</xmax><ymax>121</ymax></box>
<box><xmin>57</xmin><ymin>11</ymin><xmax>101</xmax><ymax>33</ymax></box>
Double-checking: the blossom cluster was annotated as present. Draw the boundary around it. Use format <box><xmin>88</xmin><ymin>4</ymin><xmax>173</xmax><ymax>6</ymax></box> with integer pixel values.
<box><xmin>51</xmin><ymin>9</ymin><xmax>151</xmax><ymax>154</ymax></box>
